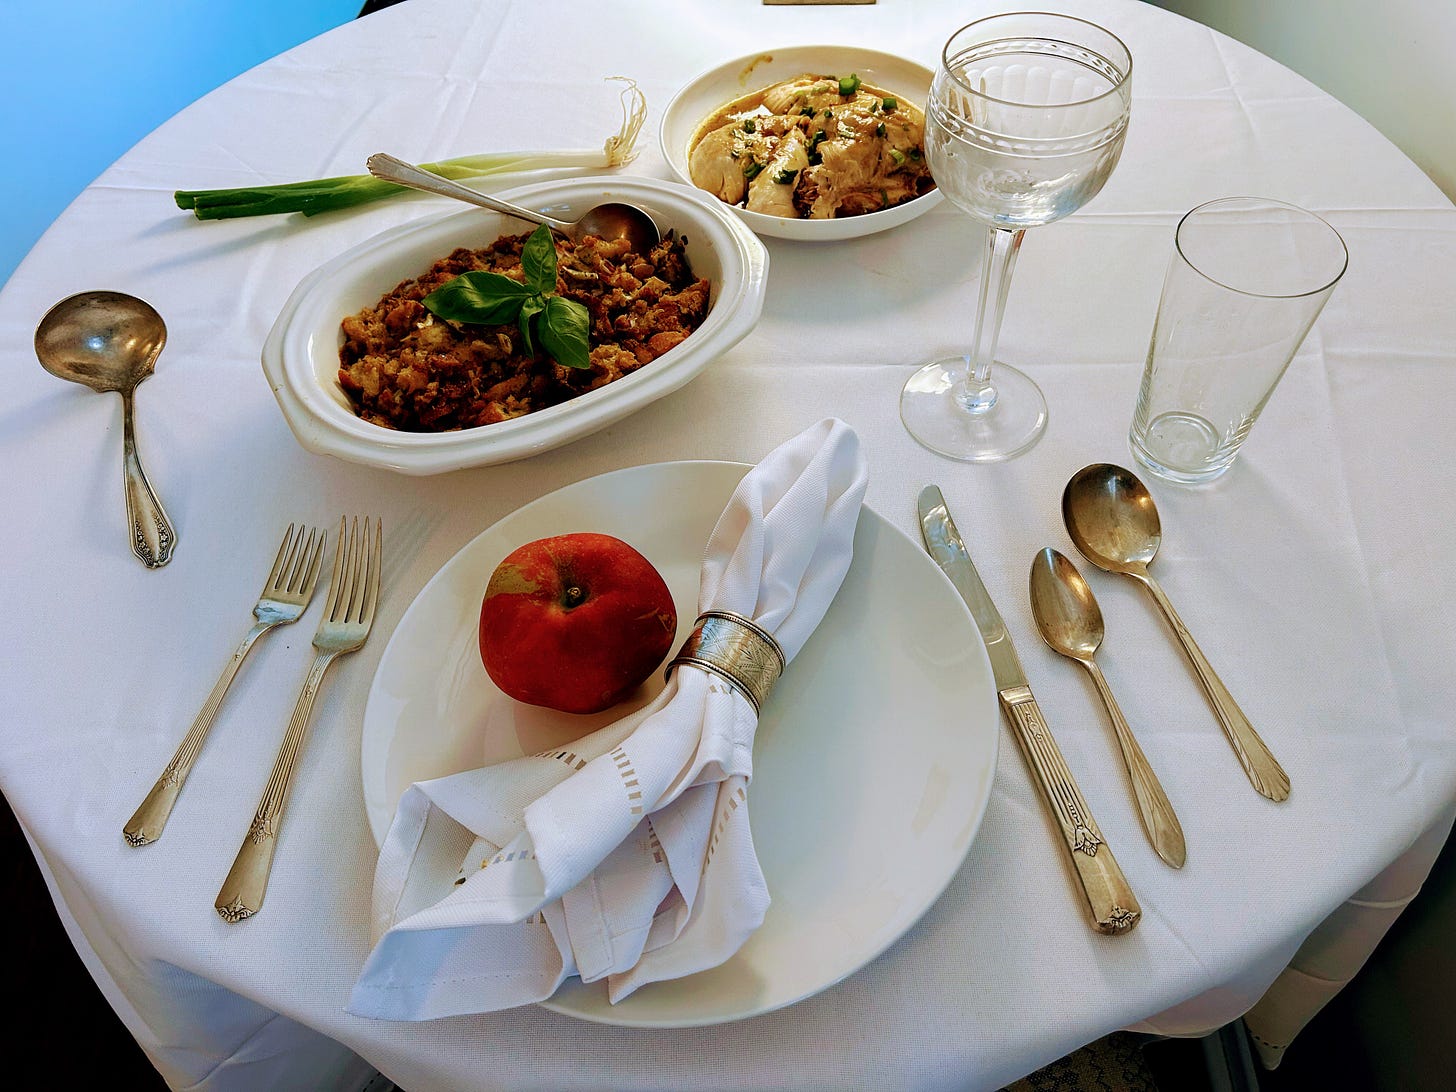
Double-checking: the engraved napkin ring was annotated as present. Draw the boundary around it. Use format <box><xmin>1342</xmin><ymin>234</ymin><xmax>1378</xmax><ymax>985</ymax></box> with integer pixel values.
<box><xmin>666</xmin><ymin>610</ymin><xmax>785</xmax><ymax>715</ymax></box>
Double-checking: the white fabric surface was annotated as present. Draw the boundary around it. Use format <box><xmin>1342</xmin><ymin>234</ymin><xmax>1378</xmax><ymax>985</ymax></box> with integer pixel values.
<box><xmin>350</xmin><ymin>419</ymin><xmax>867</xmax><ymax>1019</ymax></box>
<box><xmin>2</xmin><ymin>0</ymin><xmax>1454</xmax><ymax>1089</ymax></box>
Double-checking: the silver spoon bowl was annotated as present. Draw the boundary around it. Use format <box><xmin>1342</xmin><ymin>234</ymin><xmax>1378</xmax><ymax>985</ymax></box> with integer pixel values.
<box><xmin>1062</xmin><ymin>463</ymin><xmax>1289</xmax><ymax>801</ymax></box>
<box><xmin>1030</xmin><ymin>546</ymin><xmax>1186</xmax><ymax>868</ymax></box>
<box><xmin>366</xmin><ymin>153</ymin><xmax>661</xmax><ymax>254</ymax></box>
<box><xmin>35</xmin><ymin>291</ymin><xmax>178</xmax><ymax>568</ymax></box>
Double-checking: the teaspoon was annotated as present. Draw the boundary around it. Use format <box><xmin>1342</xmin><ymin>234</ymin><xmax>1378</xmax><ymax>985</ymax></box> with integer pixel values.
<box><xmin>35</xmin><ymin>291</ymin><xmax>178</xmax><ymax>568</ymax></box>
<box><xmin>1030</xmin><ymin>547</ymin><xmax>1187</xmax><ymax>868</ymax></box>
<box><xmin>365</xmin><ymin>153</ymin><xmax>661</xmax><ymax>254</ymax></box>
<box><xmin>1062</xmin><ymin>463</ymin><xmax>1290</xmax><ymax>802</ymax></box>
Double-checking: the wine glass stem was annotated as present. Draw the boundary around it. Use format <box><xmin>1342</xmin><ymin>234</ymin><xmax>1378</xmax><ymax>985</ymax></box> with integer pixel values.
<box><xmin>960</xmin><ymin>226</ymin><xmax>1025</xmax><ymax>412</ymax></box>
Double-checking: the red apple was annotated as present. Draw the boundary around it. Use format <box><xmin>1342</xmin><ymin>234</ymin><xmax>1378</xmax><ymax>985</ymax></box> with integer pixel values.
<box><xmin>478</xmin><ymin>532</ymin><xmax>677</xmax><ymax>714</ymax></box>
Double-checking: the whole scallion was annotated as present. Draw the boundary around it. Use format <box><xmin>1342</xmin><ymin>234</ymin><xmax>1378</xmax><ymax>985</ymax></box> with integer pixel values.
<box><xmin>174</xmin><ymin>78</ymin><xmax>645</xmax><ymax>221</ymax></box>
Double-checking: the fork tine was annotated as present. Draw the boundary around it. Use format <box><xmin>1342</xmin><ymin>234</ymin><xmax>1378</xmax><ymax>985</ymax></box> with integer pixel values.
<box><xmin>361</xmin><ymin>518</ymin><xmax>382</xmax><ymax>626</ymax></box>
<box><xmin>299</xmin><ymin>528</ymin><xmax>327</xmax><ymax>599</ymax></box>
<box><xmin>283</xmin><ymin>527</ymin><xmax>314</xmax><ymax>594</ymax></box>
<box><xmin>323</xmin><ymin>517</ymin><xmax>350</xmax><ymax>619</ymax></box>
<box><xmin>346</xmin><ymin>518</ymin><xmax>368</xmax><ymax>623</ymax></box>
<box><xmin>265</xmin><ymin>524</ymin><xmax>297</xmax><ymax>590</ymax></box>
<box><xmin>337</xmin><ymin>516</ymin><xmax>363</xmax><ymax>622</ymax></box>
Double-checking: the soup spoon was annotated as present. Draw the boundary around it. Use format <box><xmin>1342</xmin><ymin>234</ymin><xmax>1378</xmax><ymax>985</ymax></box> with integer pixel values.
<box><xmin>1062</xmin><ymin>463</ymin><xmax>1289</xmax><ymax>802</ymax></box>
<box><xmin>1030</xmin><ymin>547</ymin><xmax>1187</xmax><ymax>868</ymax></box>
<box><xmin>366</xmin><ymin>153</ymin><xmax>661</xmax><ymax>254</ymax></box>
<box><xmin>35</xmin><ymin>291</ymin><xmax>178</xmax><ymax>569</ymax></box>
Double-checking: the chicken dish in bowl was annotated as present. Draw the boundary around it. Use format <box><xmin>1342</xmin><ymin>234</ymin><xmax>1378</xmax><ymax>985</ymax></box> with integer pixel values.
<box><xmin>660</xmin><ymin>46</ymin><xmax>942</xmax><ymax>241</ymax></box>
<box><xmin>689</xmin><ymin>72</ymin><xmax>933</xmax><ymax>221</ymax></box>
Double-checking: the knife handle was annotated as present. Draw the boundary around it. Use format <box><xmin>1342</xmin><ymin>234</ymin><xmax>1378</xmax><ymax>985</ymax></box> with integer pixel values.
<box><xmin>1000</xmin><ymin>687</ymin><xmax>1141</xmax><ymax>935</ymax></box>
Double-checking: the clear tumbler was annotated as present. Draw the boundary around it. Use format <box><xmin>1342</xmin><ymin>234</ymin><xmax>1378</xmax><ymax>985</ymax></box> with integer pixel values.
<box><xmin>1130</xmin><ymin>197</ymin><xmax>1347</xmax><ymax>484</ymax></box>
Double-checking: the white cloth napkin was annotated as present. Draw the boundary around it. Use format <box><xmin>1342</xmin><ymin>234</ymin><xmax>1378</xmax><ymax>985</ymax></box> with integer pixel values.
<box><xmin>349</xmin><ymin>418</ymin><xmax>868</xmax><ymax>1020</ymax></box>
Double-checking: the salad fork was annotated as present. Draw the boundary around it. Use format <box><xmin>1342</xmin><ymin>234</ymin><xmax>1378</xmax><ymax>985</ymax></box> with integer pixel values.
<box><xmin>124</xmin><ymin>524</ymin><xmax>326</xmax><ymax>847</ymax></box>
<box><xmin>216</xmin><ymin>516</ymin><xmax>381</xmax><ymax>922</ymax></box>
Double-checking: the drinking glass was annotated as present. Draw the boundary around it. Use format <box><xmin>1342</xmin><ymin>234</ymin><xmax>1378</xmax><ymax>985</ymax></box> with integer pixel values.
<box><xmin>901</xmin><ymin>13</ymin><xmax>1133</xmax><ymax>461</ymax></box>
<box><xmin>1129</xmin><ymin>197</ymin><xmax>1348</xmax><ymax>483</ymax></box>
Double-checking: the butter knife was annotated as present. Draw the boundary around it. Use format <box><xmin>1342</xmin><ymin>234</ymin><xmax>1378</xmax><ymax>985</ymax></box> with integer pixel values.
<box><xmin>918</xmin><ymin>485</ymin><xmax>1141</xmax><ymax>936</ymax></box>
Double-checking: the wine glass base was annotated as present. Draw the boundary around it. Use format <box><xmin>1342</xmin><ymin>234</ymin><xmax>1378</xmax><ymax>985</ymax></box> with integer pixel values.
<box><xmin>900</xmin><ymin>358</ymin><xmax>1048</xmax><ymax>462</ymax></box>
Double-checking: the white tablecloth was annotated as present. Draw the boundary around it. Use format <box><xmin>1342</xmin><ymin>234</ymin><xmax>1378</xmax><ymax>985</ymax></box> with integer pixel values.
<box><xmin>4</xmin><ymin>1</ymin><xmax>1454</xmax><ymax>1088</ymax></box>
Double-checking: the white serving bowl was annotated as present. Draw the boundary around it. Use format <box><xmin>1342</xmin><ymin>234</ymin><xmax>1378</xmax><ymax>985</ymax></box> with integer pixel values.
<box><xmin>261</xmin><ymin>176</ymin><xmax>768</xmax><ymax>475</ymax></box>
<box><xmin>659</xmin><ymin>45</ymin><xmax>943</xmax><ymax>242</ymax></box>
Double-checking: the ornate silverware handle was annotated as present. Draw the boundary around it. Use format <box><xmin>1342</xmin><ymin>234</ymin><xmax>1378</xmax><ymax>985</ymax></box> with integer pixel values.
<box><xmin>1084</xmin><ymin>661</ymin><xmax>1186</xmax><ymax>869</ymax></box>
<box><xmin>1000</xmin><ymin>688</ymin><xmax>1141</xmax><ymax>935</ymax></box>
<box><xmin>124</xmin><ymin>622</ymin><xmax>272</xmax><ymax>846</ymax></box>
<box><xmin>120</xmin><ymin>388</ymin><xmax>176</xmax><ymax>569</ymax></box>
<box><xmin>215</xmin><ymin>651</ymin><xmax>336</xmax><ymax>922</ymax></box>
<box><xmin>1140</xmin><ymin>574</ymin><xmax>1291</xmax><ymax>803</ymax></box>
<box><xmin>365</xmin><ymin>153</ymin><xmax>570</xmax><ymax>232</ymax></box>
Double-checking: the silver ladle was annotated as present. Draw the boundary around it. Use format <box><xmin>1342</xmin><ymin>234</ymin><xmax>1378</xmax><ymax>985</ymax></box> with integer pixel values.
<box><xmin>365</xmin><ymin>153</ymin><xmax>661</xmax><ymax>254</ymax></box>
<box><xmin>35</xmin><ymin>291</ymin><xmax>178</xmax><ymax>569</ymax></box>
<box><xmin>1062</xmin><ymin>463</ymin><xmax>1289</xmax><ymax>802</ymax></box>
<box><xmin>1030</xmin><ymin>546</ymin><xmax>1187</xmax><ymax>868</ymax></box>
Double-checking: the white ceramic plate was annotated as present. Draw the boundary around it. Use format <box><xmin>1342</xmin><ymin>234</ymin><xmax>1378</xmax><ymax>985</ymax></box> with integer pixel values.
<box><xmin>659</xmin><ymin>45</ymin><xmax>943</xmax><ymax>241</ymax></box>
<box><xmin>262</xmin><ymin>177</ymin><xmax>768</xmax><ymax>475</ymax></box>
<box><xmin>360</xmin><ymin>460</ymin><xmax>998</xmax><ymax>1027</ymax></box>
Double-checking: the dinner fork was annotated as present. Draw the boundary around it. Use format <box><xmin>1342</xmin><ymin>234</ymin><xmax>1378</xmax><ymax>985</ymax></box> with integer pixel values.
<box><xmin>216</xmin><ymin>516</ymin><xmax>381</xmax><ymax>922</ymax></box>
<box><xmin>124</xmin><ymin>524</ymin><xmax>326</xmax><ymax>847</ymax></box>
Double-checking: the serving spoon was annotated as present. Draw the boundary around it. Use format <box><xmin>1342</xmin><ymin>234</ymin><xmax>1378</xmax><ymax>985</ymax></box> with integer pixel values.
<box><xmin>1030</xmin><ymin>547</ymin><xmax>1187</xmax><ymax>868</ymax></box>
<box><xmin>365</xmin><ymin>153</ymin><xmax>661</xmax><ymax>254</ymax></box>
<box><xmin>35</xmin><ymin>291</ymin><xmax>177</xmax><ymax>569</ymax></box>
<box><xmin>1062</xmin><ymin>463</ymin><xmax>1290</xmax><ymax>802</ymax></box>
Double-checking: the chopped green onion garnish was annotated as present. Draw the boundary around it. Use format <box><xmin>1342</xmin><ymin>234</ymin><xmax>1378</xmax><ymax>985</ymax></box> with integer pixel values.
<box><xmin>882</xmin><ymin>96</ymin><xmax>898</xmax><ymax>111</ymax></box>
<box><xmin>772</xmin><ymin>168</ymin><xmax>799</xmax><ymax>185</ymax></box>
<box><xmin>838</xmin><ymin>74</ymin><xmax>861</xmax><ymax>96</ymax></box>
<box><xmin>742</xmin><ymin>118</ymin><xmax>756</xmax><ymax>133</ymax></box>
<box><xmin>889</xmin><ymin>148</ymin><xmax>906</xmax><ymax>166</ymax></box>
<box><xmin>743</xmin><ymin>161</ymin><xmax>765</xmax><ymax>181</ymax></box>
<box><xmin>876</xmin><ymin>122</ymin><xmax>886</xmax><ymax>138</ymax></box>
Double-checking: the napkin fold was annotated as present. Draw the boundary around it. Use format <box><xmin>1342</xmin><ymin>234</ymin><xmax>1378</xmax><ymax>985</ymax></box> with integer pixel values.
<box><xmin>349</xmin><ymin>418</ymin><xmax>868</xmax><ymax>1020</ymax></box>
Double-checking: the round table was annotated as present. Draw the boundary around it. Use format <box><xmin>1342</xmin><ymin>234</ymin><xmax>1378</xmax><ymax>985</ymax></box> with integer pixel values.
<box><xmin>4</xmin><ymin>1</ymin><xmax>1454</xmax><ymax>1088</ymax></box>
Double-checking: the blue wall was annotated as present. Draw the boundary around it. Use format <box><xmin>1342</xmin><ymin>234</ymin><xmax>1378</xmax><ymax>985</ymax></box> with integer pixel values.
<box><xmin>2</xmin><ymin>0</ymin><xmax>361</xmax><ymax>285</ymax></box>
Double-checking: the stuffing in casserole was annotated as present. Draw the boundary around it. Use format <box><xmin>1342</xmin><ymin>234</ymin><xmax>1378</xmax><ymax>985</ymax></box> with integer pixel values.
<box><xmin>338</xmin><ymin>231</ymin><xmax>709</xmax><ymax>431</ymax></box>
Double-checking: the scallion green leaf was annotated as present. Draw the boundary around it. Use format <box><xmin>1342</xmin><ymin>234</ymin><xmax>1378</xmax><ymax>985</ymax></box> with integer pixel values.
<box><xmin>174</xmin><ymin>77</ymin><xmax>646</xmax><ymax>221</ymax></box>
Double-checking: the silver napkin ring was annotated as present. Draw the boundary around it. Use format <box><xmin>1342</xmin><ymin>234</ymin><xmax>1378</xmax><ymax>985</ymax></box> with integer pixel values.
<box><xmin>665</xmin><ymin>610</ymin><xmax>786</xmax><ymax>715</ymax></box>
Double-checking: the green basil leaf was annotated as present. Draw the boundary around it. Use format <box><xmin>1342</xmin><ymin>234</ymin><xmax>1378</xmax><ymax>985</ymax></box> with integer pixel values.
<box><xmin>423</xmin><ymin>271</ymin><xmax>530</xmax><ymax>324</ymax></box>
<box><xmin>520</xmin><ymin>224</ymin><xmax>559</xmax><ymax>296</ymax></box>
<box><xmin>539</xmin><ymin>295</ymin><xmax>592</xmax><ymax>370</ymax></box>
<box><xmin>518</xmin><ymin>295</ymin><xmax>545</xmax><ymax>355</ymax></box>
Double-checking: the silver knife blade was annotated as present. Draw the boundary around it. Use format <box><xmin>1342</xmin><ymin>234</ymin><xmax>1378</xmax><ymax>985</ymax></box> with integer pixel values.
<box><xmin>917</xmin><ymin>484</ymin><xmax>1141</xmax><ymax>935</ymax></box>
<box><xmin>917</xmin><ymin>486</ymin><xmax>1027</xmax><ymax>694</ymax></box>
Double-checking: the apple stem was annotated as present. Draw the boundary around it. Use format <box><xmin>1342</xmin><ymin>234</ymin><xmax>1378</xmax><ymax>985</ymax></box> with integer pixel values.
<box><xmin>563</xmin><ymin>585</ymin><xmax>586</xmax><ymax>609</ymax></box>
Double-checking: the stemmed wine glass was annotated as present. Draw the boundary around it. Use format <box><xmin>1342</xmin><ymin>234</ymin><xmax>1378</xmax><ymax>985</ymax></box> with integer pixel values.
<box><xmin>901</xmin><ymin>13</ymin><xmax>1133</xmax><ymax>461</ymax></box>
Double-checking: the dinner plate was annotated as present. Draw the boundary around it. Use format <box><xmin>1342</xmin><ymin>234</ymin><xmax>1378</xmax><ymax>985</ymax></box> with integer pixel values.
<box><xmin>659</xmin><ymin>45</ymin><xmax>944</xmax><ymax>241</ymax></box>
<box><xmin>360</xmin><ymin>460</ymin><xmax>998</xmax><ymax>1026</ymax></box>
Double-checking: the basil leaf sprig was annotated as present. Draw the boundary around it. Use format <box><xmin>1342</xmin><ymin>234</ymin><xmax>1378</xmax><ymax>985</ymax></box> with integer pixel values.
<box><xmin>422</xmin><ymin>225</ymin><xmax>593</xmax><ymax>369</ymax></box>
